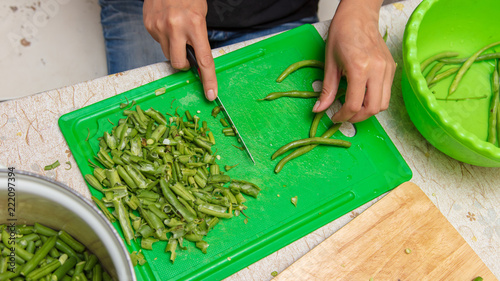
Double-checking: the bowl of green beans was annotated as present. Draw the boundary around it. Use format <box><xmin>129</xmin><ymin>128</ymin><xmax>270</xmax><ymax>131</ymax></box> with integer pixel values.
<box><xmin>0</xmin><ymin>169</ymin><xmax>136</xmax><ymax>280</ymax></box>
<box><xmin>402</xmin><ymin>0</ymin><xmax>500</xmax><ymax>166</ymax></box>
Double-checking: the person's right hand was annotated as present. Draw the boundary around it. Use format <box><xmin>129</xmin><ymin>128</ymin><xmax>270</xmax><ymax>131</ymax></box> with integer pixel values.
<box><xmin>143</xmin><ymin>0</ymin><xmax>217</xmax><ymax>101</ymax></box>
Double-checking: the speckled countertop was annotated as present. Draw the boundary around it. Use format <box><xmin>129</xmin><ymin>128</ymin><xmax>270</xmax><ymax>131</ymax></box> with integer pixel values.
<box><xmin>0</xmin><ymin>1</ymin><xmax>498</xmax><ymax>279</ymax></box>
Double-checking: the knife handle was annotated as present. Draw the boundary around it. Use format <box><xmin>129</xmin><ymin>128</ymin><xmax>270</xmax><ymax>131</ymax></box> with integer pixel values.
<box><xmin>186</xmin><ymin>45</ymin><xmax>201</xmax><ymax>77</ymax></box>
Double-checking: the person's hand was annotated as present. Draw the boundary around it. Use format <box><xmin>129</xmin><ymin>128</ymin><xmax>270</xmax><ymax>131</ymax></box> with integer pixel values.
<box><xmin>143</xmin><ymin>0</ymin><xmax>217</xmax><ymax>101</ymax></box>
<box><xmin>313</xmin><ymin>0</ymin><xmax>395</xmax><ymax>123</ymax></box>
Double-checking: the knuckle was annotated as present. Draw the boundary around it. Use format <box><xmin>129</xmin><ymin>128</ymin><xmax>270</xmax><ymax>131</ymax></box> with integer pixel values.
<box><xmin>366</xmin><ymin>106</ymin><xmax>380</xmax><ymax>116</ymax></box>
<box><xmin>171</xmin><ymin>60</ymin><xmax>189</xmax><ymax>70</ymax></box>
<box><xmin>198</xmin><ymin>54</ymin><xmax>214</xmax><ymax>69</ymax></box>
<box><xmin>344</xmin><ymin>102</ymin><xmax>362</xmax><ymax>114</ymax></box>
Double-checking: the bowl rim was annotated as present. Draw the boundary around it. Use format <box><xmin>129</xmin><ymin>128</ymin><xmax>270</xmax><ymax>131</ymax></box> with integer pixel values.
<box><xmin>0</xmin><ymin>168</ymin><xmax>137</xmax><ymax>281</ymax></box>
<box><xmin>402</xmin><ymin>0</ymin><xmax>500</xmax><ymax>161</ymax></box>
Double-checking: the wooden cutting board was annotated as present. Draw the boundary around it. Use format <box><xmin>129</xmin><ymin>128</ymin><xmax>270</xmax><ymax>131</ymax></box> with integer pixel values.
<box><xmin>275</xmin><ymin>182</ymin><xmax>496</xmax><ymax>281</ymax></box>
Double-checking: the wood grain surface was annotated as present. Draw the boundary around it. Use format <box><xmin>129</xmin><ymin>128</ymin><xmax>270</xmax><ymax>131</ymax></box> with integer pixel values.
<box><xmin>275</xmin><ymin>182</ymin><xmax>496</xmax><ymax>281</ymax></box>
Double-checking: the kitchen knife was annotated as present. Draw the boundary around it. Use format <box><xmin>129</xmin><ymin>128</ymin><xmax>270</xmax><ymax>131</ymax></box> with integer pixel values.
<box><xmin>186</xmin><ymin>45</ymin><xmax>255</xmax><ymax>164</ymax></box>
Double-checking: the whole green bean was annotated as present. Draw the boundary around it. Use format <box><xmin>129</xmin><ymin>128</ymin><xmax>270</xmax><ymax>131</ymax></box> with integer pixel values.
<box><xmin>309</xmin><ymin>111</ymin><xmax>325</xmax><ymax>138</ymax></box>
<box><xmin>449</xmin><ymin>41</ymin><xmax>500</xmax><ymax>96</ymax></box>
<box><xmin>260</xmin><ymin>91</ymin><xmax>320</xmax><ymax>101</ymax></box>
<box><xmin>272</xmin><ymin>137</ymin><xmax>351</xmax><ymax>160</ymax></box>
<box><xmin>425</xmin><ymin>62</ymin><xmax>445</xmax><ymax>85</ymax></box>
<box><xmin>21</xmin><ymin>235</ymin><xmax>57</xmax><ymax>276</ymax></box>
<box><xmin>488</xmin><ymin>62</ymin><xmax>499</xmax><ymax>144</ymax></box>
<box><xmin>420</xmin><ymin>51</ymin><xmax>459</xmax><ymax>71</ymax></box>
<box><xmin>276</xmin><ymin>60</ymin><xmax>324</xmax><ymax>82</ymax></box>
<box><xmin>275</xmin><ymin>123</ymin><xmax>342</xmax><ymax>173</ymax></box>
<box><xmin>428</xmin><ymin>67</ymin><xmax>459</xmax><ymax>86</ymax></box>
<box><xmin>439</xmin><ymin>52</ymin><xmax>500</xmax><ymax>64</ymax></box>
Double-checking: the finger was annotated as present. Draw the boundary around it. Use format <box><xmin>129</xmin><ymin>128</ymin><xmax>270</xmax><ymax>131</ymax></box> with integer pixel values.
<box><xmin>158</xmin><ymin>36</ymin><xmax>170</xmax><ymax>60</ymax></box>
<box><xmin>191</xmin><ymin>35</ymin><xmax>217</xmax><ymax>101</ymax></box>
<box><xmin>331</xmin><ymin>76</ymin><xmax>366</xmax><ymax>123</ymax></box>
<box><xmin>169</xmin><ymin>36</ymin><xmax>190</xmax><ymax>70</ymax></box>
<box><xmin>348</xmin><ymin>72</ymin><xmax>384</xmax><ymax>123</ymax></box>
<box><xmin>381</xmin><ymin>58</ymin><xmax>395</xmax><ymax>111</ymax></box>
<box><xmin>313</xmin><ymin>49</ymin><xmax>341</xmax><ymax>112</ymax></box>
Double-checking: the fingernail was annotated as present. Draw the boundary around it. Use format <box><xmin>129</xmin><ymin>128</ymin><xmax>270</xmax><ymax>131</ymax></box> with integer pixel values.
<box><xmin>312</xmin><ymin>101</ymin><xmax>321</xmax><ymax>112</ymax></box>
<box><xmin>206</xmin><ymin>89</ymin><xmax>215</xmax><ymax>101</ymax></box>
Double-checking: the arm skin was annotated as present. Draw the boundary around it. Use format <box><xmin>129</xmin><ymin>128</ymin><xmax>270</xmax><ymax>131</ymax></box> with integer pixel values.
<box><xmin>313</xmin><ymin>0</ymin><xmax>396</xmax><ymax>123</ymax></box>
<box><xmin>143</xmin><ymin>0</ymin><xmax>217</xmax><ymax>101</ymax></box>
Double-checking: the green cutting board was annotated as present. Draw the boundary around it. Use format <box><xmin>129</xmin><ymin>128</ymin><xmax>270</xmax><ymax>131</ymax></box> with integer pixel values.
<box><xmin>59</xmin><ymin>24</ymin><xmax>412</xmax><ymax>281</ymax></box>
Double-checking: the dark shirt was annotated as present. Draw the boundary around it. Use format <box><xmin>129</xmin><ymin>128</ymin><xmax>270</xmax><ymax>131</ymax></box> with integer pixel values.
<box><xmin>206</xmin><ymin>0</ymin><xmax>319</xmax><ymax>30</ymax></box>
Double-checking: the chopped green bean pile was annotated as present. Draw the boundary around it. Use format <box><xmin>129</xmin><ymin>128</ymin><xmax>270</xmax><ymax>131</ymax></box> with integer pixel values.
<box><xmin>85</xmin><ymin>105</ymin><xmax>261</xmax><ymax>264</ymax></box>
<box><xmin>0</xmin><ymin>223</ymin><xmax>111</xmax><ymax>280</ymax></box>
<box><xmin>420</xmin><ymin>41</ymin><xmax>500</xmax><ymax>146</ymax></box>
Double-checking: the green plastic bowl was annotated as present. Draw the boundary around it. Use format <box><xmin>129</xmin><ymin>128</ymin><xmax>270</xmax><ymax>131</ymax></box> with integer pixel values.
<box><xmin>402</xmin><ymin>0</ymin><xmax>500</xmax><ymax>167</ymax></box>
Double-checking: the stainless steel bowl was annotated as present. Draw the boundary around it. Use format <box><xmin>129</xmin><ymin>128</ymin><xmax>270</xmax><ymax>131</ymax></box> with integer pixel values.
<box><xmin>0</xmin><ymin>169</ymin><xmax>136</xmax><ymax>280</ymax></box>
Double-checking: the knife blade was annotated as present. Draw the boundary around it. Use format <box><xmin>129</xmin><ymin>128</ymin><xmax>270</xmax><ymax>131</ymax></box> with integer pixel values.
<box><xmin>186</xmin><ymin>45</ymin><xmax>255</xmax><ymax>164</ymax></box>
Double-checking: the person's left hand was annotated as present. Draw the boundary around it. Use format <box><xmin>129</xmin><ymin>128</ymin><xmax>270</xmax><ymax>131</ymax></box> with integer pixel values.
<box><xmin>313</xmin><ymin>0</ymin><xmax>395</xmax><ymax>123</ymax></box>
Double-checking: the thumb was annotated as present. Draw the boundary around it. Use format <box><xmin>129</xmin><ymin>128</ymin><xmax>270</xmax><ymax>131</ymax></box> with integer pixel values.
<box><xmin>313</xmin><ymin>60</ymin><xmax>340</xmax><ymax>112</ymax></box>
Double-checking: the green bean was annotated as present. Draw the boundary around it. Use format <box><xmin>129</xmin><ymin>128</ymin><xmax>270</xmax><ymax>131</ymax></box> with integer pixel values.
<box><xmin>276</xmin><ymin>60</ymin><xmax>324</xmax><ymax>82</ymax></box>
<box><xmin>84</xmin><ymin>175</ymin><xmax>105</xmax><ymax>194</ymax></box>
<box><xmin>420</xmin><ymin>51</ymin><xmax>459</xmax><ymax>71</ymax></box>
<box><xmin>44</xmin><ymin>160</ymin><xmax>61</xmax><ymax>171</ymax></box>
<box><xmin>91</xmin><ymin>196</ymin><xmax>116</xmax><ymax>223</ymax></box>
<box><xmin>71</xmin><ymin>261</ymin><xmax>86</xmax><ymax>281</ymax></box>
<box><xmin>113</xmin><ymin>199</ymin><xmax>135</xmax><ymax>246</ymax></box>
<box><xmin>34</xmin><ymin>223</ymin><xmax>58</xmax><ymax>237</ymax></box>
<box><xmin>26</xmin><ymin>240</ymin><xmax>36</xmax><ymax>254</ymax></box>
<box><xmin>197</xmin><ymin>206</ymin><xmax>233</xmax><ymax>219</ymax></box>
<box><xmin>83</xmin><ymin>254</ymin><xmax>98</xmax><ymax>272</ymax></box>
<box><xmin>229</xmin><ymin>180</ymin><xmax>261</xmax><ymax>198</ymax></box>
<box><xmin>497</xmin><ymin>69</ymin><xmax>500</xmax><ymax>145</ymax></box>
<box><xmin>54</xmin><ymin>239</ymin><xmax>80</xmax><ymax>262</ymax></box>
<box><xmin>472</xmin><ymin>277</ymin><xmax>483</xmax><ymax>281</ymax></box>
<box><xmin>224</xmin><ymin>164</ymin><xmax>239</xmax><ymax>172</ymax></box>
<box><xmin>439</xmin><ymin>52</ymin><xmax>500</xmax><ymax>64</ymax></box>
<box><xmin>92</xmin><ymin>263</ymin><xmax>102</xmax><ymax>281</ymax></box>
<box><xmin>449</xmin><ymin>41</ymin><xmax>500</xmax><ymax>96</ymax></box>
<box><xmin>160</xmin><ymin>179</ymin><xmax>196</xmax><ymax>222</ymax></box>
<box><xmin>275</xmin><ymin>123</ymin><xmax>342</xmax><ymax>173</ymax></box>
<box><xmin>220</xmin><ymin>118</ymin><xmax>229</xmax><ymax>127</ymax></box>
<box><xmin>26</xmin><ymin>259</ymin><xmax>61</xmax><ymax>280</ymax></box>
<box><xmin>165</xmin><ymin>238</ymin><xmax>178</xmax><ymax>263</ymax></box>
<box><xmin>272</xmin><ymin>137</ymin><xmax>351</xmax><ymax>160</ymax></box>
<box><xmin>52</xmin><ymin>256</ymin><xmax>77</xmax><ymax>281</ymax></box>
<box><xmin>488</xmin><ymin>62</ymin><xmax>499</xmax><ymax>144</ymax></box>
<box><xmin>16</xmin><ymin>225</ymin><xmax>34</xmax><ymax>235</ymax></box>
<box><xmin>58</xmin><ymin>231</ymin><xmax>85</xmax><ymax>254</ymax></box>
<box><xmin>21</xmin><ymin>235</ymin><xmax>57</xmax><ymax>276</ymax></box>
<box><xmin>428</xmin><ymin>67</ymin><xmax>460</xmax><ymax>86</ymax></box>
<box><xmin>425</xmin><ymin>62</ymin><xmax>445</xmax><ymax>85</ymax></box>
<box><xmin>259</xmin><ymin>91</ymin><xmax>320</xmax><ymax>101</ymax></box>
<box><xmin>211</xmin><ymin>106</ymin><xmax>221</xmax><ymax>118</ymax></box>
<box><xmin>309</xmin><ymin>111</ymin><xmax>325</xmax><ymax>138</ymax></box>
